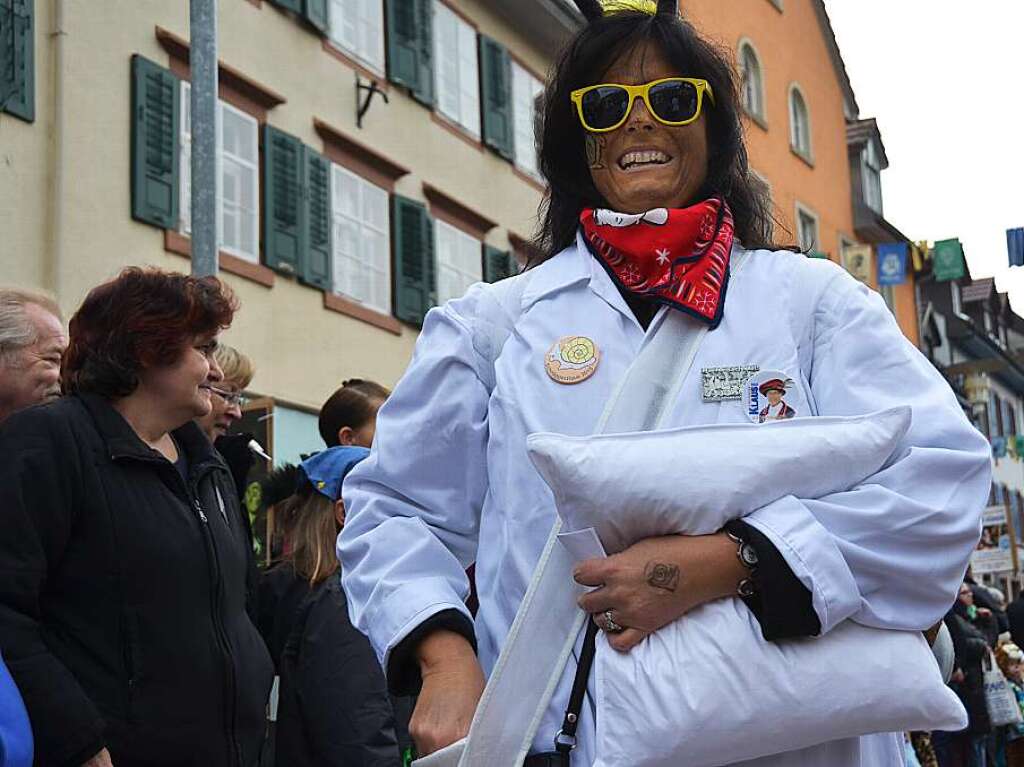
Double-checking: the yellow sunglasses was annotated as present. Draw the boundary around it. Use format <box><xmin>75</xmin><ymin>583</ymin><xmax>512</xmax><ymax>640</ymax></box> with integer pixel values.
<box><xmin>570</xmin><ymin>77</ymin><xmax>715</xmax><ymax>133</ymax></box>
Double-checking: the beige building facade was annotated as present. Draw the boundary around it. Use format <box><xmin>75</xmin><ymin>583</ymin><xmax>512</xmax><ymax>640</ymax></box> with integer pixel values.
<box><xmin>2</xmin><ymin>0</ymin><xmax>572</xmax><ymax>460</ymax></box>
<box><xmin>1</xmin><ymin>0</ymin><xmax>916</xmax><ymax>461</ymax></box>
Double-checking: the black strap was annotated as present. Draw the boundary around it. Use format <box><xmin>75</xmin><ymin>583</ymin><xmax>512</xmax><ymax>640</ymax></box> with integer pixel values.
<box><xmin>554</xmin><ymin>619</ymin><xmax>600</xmax><ymax>754</ymax></box>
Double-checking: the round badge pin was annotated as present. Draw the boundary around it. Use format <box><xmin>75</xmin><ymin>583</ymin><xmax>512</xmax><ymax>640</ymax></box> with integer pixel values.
<box><xmin>545</xmin><ymin>336</ymin><xmax>600</xmax><ymax>385</ymax></box>
<box><xmin>742</xmin><ymin>369</ymin><xmax>799</xmax><ymax>424</ymax></box>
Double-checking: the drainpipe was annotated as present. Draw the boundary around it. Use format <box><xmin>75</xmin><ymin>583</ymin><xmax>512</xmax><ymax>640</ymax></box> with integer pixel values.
<box><xmin>47</xmin><ymin>0</ymin><xmax>67</xmax><ymax>304</ymax></box>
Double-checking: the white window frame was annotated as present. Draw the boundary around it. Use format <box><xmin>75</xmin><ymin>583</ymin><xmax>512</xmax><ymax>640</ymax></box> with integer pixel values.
<box><xmin>862</xmin><ymin>139</ymin><xmax>883</xmax><ymax>214</ymax></box>
<box><xmin>737</xmin><ymin>38</ymin><xmax>766</xmax><ymax>125</ymax></box>
<box><xmin>328</xmin><ymin>0</ymin><xmax>386</xmax><ymax>76</ymax></box>
<box><xmin>794</xmin><ymin>201</ymin><xmax>820</xmax><ymax>254</ymax></box>
<box><xmin>434</xmin><ymin>218</ymin><xmax>482</xmax><ymax>305</ymax></box>
<box><xmin>179</xmin><ymin>81</ymin><xmax>260</xmax><ymax>264</ymax></box>
<box><xmin>432</xmin><ymin>1</ymin><xmax>481</xmax><ymax>138</ymax></box>
<box><xmin>511</xmin><ymin>60</ymin><xmax>544</xmax><ymax>180</ymax></box>
<box><xmin>788</xmin><ymin>83</ymin><xmax>812</xmax><ymax>161</ymax></box>
<box><xmin>329</xmin><ymin>164</ymin><xmax>392</xmax><ymax>315</ymax></box>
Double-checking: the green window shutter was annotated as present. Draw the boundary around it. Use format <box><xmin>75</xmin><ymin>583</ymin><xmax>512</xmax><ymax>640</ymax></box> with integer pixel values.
<box><xmin>269</xmin><ymin>0</ymin><xmax>301</xmax><ymax>12</ymax></box>
<box><xmin>385</xmin><ymin>0</ymin><xmax>419</xmax><ymax>91</ymax></box>
<box><xmin>302</xmin><ymin>0</ymin><xmax>329</xmax><ymax>34</ymax></box>
<box><xmin>263</xmin><ymin>125</ymin><xmax>305</xmax><ymax>275</ymax></box>
<box><xmin>479</xmin><ymin>35</ymin><xmax>513</xmax><ymax>160</ymax></box>
<box><xmin>301</xmin><ymin>148</ymin><xmax>333</xmax><ymax>291</ymax></box>
<box><xmin>412</xmin><ymin>0</ymin><xmax>434</xmax><ymax>106</ymax></box>
<box><xmin>0</xmin><ymin>0</ymin><xmax>33</xmax><ymax>122</ymax></box>
<box><xmin>484</xmin><ymin>246</ymin><xmax>516</xmax><ymax>283</ymax></box>
<box><xmin>130</xmin><ymin>55</ymin><xmax>179</xmax><ymax>229</ymax></box>
<box><xmin>392</xmin><ymin>195</ymin><xmax>435</xmax><ymax>326</ymax></box>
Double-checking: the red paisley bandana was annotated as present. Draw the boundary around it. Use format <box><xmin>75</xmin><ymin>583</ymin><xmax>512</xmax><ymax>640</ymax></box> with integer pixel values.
<box><xmin>580</xmin><ymin>197</ymin><xmax>735</xmax><ymax>328</ymax></box>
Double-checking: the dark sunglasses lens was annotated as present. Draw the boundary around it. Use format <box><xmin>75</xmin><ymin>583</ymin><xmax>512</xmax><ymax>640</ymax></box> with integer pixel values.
<box><xmin>581</xmin><ymin>86</ymin><xmax>630</xmax><ymax>129</ymax></box>
<box><xmin>648</xmin><ymin>80</ymin><xmax>699</xmax><ymax>122</ymax></box>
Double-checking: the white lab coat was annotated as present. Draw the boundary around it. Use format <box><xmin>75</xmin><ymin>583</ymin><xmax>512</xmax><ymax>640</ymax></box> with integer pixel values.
<box><xmin>339</xmin><ymin>236</ymin><xmax>991</xmax><ymax>766</ymax></box>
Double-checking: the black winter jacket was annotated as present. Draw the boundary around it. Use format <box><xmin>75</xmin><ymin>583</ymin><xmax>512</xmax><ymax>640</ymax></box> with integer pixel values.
<box><xmin>0</xmin><ymin>394</ymin><xmax>274</xmax><ymax>767</ymax></box>
<box><xmin>275</xmin><ymin>576</ymin><xmax>411</xmax><ymax>767</ymax></box>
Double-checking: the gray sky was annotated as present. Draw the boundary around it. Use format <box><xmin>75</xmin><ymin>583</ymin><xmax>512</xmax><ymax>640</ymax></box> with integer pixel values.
<box><xmin>825</xmin><ymin>1</ymin><xmax>1024</xmax><ymax>307</ymax></box>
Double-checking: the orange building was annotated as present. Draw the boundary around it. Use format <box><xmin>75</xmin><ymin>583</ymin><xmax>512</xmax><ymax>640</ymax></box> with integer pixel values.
<box><xmin>679</xmin><ymin>0</ymin><xmax>920</xmax><ymax>345</ymax></box>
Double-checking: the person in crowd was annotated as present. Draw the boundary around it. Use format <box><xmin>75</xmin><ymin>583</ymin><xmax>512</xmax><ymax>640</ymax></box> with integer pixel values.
<box><xmin>274</xmin><ymin>447</ymin><xmax>411</xmax><ymax>767</ymax></box>
<box><xmin>0</xmin><ymin>268</ymin><xmax>273</xmax><ymax>767</ymax></box>
<box><xmin>338</xmin><ymin>1</ymin><xmax>991</xmax><ymax>765</ymax></box>
<box><xmin>937</xmin><ymin>583</ymin><xmax>996</xmax><ymax>767</ymax></box>
<box><xmin>996</xmin><ymin>641</ymin><xmax>1024</xmax><ymax>766</ymax></box>
<box><xmin>0</xmin><ymin>288</ymin><xmax>66</xmax><ymax>423</ymax></box>
<box><xmin>195</xmin><ymin>343</ymin><xmax>262</xmax><ymax>619</ymax></box>
<box><xmin>196</xmin><ymin>344</ymin><xmax>262</xmax><ymax>495</ymax></box>
<box><xmin>0</xmin><ymin>652</ymin><xmax>32</xmax><ymax>767</ymax></box>
<box><xmin>256</xmin><ymin>463</ymin><xmax>306</xmax><ymax>669</ymax></box>
<box><xmin>318</xmin><ymin>378</ymin><xmax>390</xmax><ymax>448</ymax></box>
<box><xmin>1007</xmin><ymin>589</ymin><xmax>1024</xmax><ymax>650</ymax></box>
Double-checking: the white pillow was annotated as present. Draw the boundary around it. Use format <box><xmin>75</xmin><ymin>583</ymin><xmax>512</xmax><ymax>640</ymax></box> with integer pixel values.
<box><xmin>595</xmin><ymin>602</ymin><xmax>964</xmax><ymax>767</ymax></box>
<box><xmin>526</xmin><ymin>407</ymin><xmax>912</xmax><ymax>553</ymax></box>
<box><xmin>524</xmin><ymin>407</ymin><xmax>967</xmax><ymax>766</ymax></box>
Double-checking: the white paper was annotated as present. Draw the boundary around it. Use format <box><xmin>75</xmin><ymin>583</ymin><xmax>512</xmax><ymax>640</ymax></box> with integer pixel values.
<box><xmin>556</xmin><ymin>526</ymin><xmax>607</xmax><ymax>563</ymax></box>
<box><xmin>411</xmin><ymin>738</ymin><xmax>465</xmax><ymax>767</ymax></box>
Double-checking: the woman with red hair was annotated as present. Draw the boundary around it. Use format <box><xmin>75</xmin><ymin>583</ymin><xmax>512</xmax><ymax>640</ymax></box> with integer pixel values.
<box><xmin>0</xmin><ymin>268</ymin><xmax>273</xmax><ymax>767</ymax></box>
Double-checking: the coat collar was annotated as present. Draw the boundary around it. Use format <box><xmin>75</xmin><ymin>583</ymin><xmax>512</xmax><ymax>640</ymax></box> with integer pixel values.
<box><xmin>521</xmin><ymin>233</ymin><xmax>747</xmax><ymax>327</ymax></box>
<box><xmin>522</xmin><ymin>231</ymin><xmax>634</xmax><ymax>323</ymax></box>
<box><xmin>77</xmin><ymin>392</ymin><xmax>224</xmax><ymax>474</ymax></box>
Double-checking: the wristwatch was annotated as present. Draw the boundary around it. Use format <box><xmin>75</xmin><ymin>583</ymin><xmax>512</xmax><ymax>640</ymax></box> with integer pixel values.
<box><xmin>726</xmin><ymin>530</ymin><xmax>758</xmax><ymax>597</ymax></box>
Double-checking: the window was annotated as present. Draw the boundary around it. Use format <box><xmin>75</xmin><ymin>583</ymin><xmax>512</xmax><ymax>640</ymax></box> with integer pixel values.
<box><xmin>795</xmin><ymin>204</ymin><xmax>819</xmax><ymax>252</ymax></box>
<box><xmin>432</xmin><ymin>1</ymin><xmax>480</xmax><ymax>137</ymax></box>
<box><xmin>511</xmin><ymin>61</ymin><xmax>543</xmax><ymax>178</ymax></box>
<box><xmin>435</xmin><ymin>219</ymin><xmax>482</xmax><ymax>304</ymax></box>
<box><xmin>179</xmin><ymin>82</ymin><xmax>260</xmax><ymax>263</ymax></box>
<box><xmin>788</xmin><ymin>84</ymin><xmax>811</xmax><ymax>160</ymax></box>
<box><xmin>328</xmin><ymin>0</ymin><xmax>385</xmax><ymax>74</ymax></box>
<box><xmin>738</xmin><ymin>41</ymin><xmax>765</xmax><ymax>123</ymax></box>
<box><xmin>862</xmin><ymin>139</ymin><xmax>883</xmax><ymax>214</ymax></box>
<box><xmin>331</xmin><ymin>165</ymin><xmax>391</xmax><ymax>314</ymax></box>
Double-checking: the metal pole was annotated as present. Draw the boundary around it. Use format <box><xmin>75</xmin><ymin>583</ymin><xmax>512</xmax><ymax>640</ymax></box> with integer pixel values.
<box><xmin>190</xmin><ymin>0</ymin><xmax>219</xmax><ymax>277</ymax></box>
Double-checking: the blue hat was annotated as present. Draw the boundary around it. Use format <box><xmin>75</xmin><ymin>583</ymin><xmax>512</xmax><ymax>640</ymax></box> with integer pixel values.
<box><xmin>300</xmin><ymin>446</ymin><xmax>370</xmax><ymax>502</ymax></box>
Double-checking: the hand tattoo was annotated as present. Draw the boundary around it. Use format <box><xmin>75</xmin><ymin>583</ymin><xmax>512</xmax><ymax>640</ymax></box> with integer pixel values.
<box><xmin>645</xmin><ymin>561</ymin><xmax>680</xmax><ymax>592</ymax></box>
<box><xmin>585</xmin><ymin>134</ymin><xmax>606</xmax><ymax>170</ymax></box>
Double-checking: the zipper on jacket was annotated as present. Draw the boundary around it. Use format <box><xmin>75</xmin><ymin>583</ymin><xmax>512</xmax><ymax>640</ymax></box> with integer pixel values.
<box><xmin>192</xmin><ymin>476</ymin><xmax>244</xmax><ymax>766</ymax></box>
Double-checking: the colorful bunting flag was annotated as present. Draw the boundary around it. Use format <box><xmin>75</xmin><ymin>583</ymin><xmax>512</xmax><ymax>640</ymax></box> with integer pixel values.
<box><xmin>934</xmin><ymin>238</ymin><xmax>966</xmax><ymax>282</ymax></box>
<box><xmin>877</xmin><ymin>243</ymin><xmax>908</xmax><ymax>286</ymax></box>
<box><xmin>1008</xmin><ymin>228</ymin><xmax>1024</xmax><ymax>268</ymax></box>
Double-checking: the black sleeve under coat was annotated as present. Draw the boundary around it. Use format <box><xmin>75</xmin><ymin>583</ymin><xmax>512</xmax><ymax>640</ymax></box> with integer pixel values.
<box><xmin>0</xmin><ymin>408</ymin><xmax>106</xmax><ymax>766</ymax></box>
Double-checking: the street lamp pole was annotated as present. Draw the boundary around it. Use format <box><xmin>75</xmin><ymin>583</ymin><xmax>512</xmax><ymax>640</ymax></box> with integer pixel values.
<box><xmin>190</xmin><ymin>0</ymin><xmax>219</xmax><ymax>277</ymax></box>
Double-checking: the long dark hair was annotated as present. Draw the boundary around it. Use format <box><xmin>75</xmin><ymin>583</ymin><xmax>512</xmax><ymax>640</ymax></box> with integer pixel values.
<box><xmin>534</xmin><ymin>8</ymin><xmax>789</xmax><ymax>261</ymax></box>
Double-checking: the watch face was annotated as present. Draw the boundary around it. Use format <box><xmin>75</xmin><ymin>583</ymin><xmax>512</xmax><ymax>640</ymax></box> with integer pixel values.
<box><xmin>740</xmin><ymin>542</ymin><xmax>759</xmax><ymax>568</ymax></box>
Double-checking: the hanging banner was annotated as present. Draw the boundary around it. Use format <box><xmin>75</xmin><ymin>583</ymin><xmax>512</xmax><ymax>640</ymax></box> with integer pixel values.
<box><xmin>877</xmin><ymin>242</ymin><xmax>908</xmax><ymax>286</ymax></box>
<box><xmin>1008</xmin><ymin>228</ymin><xmax>1024</xmax><ymax>268</ymax></box>
<box><xmin>843</xmin><ymin>244</ymin><xmax>873</xmax><ymax>283</ymax></box>
<box><xmin>934</xmin><ymin>238</ymin><xmax>966</xmax><ymax>282</ymax></box>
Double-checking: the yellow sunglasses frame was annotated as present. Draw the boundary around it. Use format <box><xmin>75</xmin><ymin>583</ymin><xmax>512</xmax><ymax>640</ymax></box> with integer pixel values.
<box><xmin>570</xmin><ymin>77</ymin><xmax>715</xmax><ymax>133</ymax></box>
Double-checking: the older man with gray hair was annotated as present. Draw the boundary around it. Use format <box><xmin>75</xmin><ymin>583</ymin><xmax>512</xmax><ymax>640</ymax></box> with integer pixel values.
<box><xmin>0</xmin><ymin>289</ymin><xmax>67</xmax><ymax>424</ymax></box>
